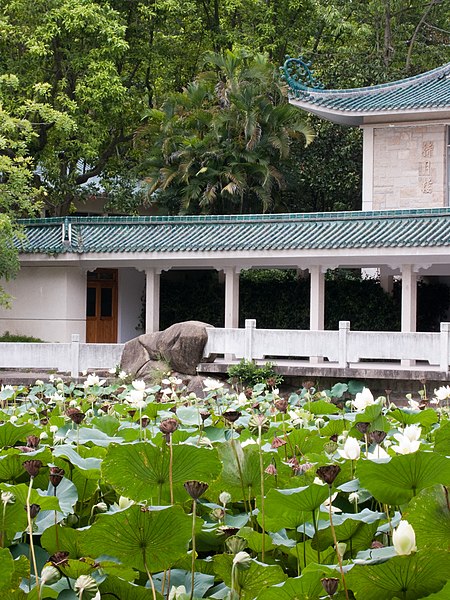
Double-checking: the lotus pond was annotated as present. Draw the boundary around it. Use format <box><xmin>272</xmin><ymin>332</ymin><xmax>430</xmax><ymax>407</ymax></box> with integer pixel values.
<box><xmin>0</xmin><ymin>374</ymin><xmax>449</xmax><ymax>600</ymax></box>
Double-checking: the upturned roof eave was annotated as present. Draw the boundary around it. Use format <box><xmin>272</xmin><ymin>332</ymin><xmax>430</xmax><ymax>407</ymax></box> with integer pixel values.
<box><xmin>289</xmin><ymin>98</ymin><xmax>450</xmax><ymax>126</ymax></box>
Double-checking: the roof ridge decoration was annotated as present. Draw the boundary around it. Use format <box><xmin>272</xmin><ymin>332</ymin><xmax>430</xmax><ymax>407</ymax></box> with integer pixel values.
<box><xmin>280</xmin><ymin>56</ymin><xmax>324</xmax><ymax>98</ymax></box>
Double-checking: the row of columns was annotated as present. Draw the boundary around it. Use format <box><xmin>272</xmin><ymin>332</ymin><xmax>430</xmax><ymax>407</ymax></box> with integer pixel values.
<box><xmin>143</xmin><ymin>265</ymin><xmax>418</xmax><ymax>335</ymax></box>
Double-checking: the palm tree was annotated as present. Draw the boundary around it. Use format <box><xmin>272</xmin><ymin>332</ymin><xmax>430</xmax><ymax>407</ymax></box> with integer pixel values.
<box><xmin>140</xmin><ymin>50</ymin><xmax>314</xmax><ymax>214</ymax></box>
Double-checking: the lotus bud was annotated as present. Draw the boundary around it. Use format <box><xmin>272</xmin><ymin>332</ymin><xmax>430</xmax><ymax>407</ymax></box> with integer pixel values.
<box><xmin>211</xmin><ymin>507</ymin><xmax>225</xmax><ymax>521</ymax></box>
<box><xmin>316</xmin><ymin>464</ymin><xmax>341</xmax><ymax>486</ymax></box>
<box><xmin>225</xmin><ymin>536</ymin><xmax>247</xmax><ymax>555</ymax></box>
<box><xmin>49</xmin><ymin>467</ymin><xmax>65</xmax><ymax>488</ymax></box>
<box><xmin>118</xmin><ymin>496</ymin><xmax>134</xmax><ymax>510</ymax></box>
<box><xmin>40</xmin><ymin>565</ymin><xmax>61</xmax><ymax>586</ymax></box>
<box><xmin>265</xmin><ymin>463</ymin><xmax>277</xmax><ymax>476</ymax></box>
<box><xmin>323</xmin><ymin>441</ymin><xmax>338</xmax><ymax>455</ymax></box>
<box><xmin>336</xmin><ymin>542</ymin><xmax>347</xmax><ymax>559</ymax></box>
<box><xmin>184</xmin><ymin>480</ymin><xmax>209</xmax><ymax>500</ymax></box>
<box><xmin>321</xmin><ymin>577</ymin><xmax>339</xmax><ymax>597</ymax></box>
<box><xmin>74</xmin><ymin>575</ymin><xmax>99</xmax><ymax>600</ymax></box>
<box><xmin>338</xmin><ymin>436</ymin><xmax>361</xmax><ymax>460</ymax></box>
<box><xmin>219</xmin><ymin>491</ymin><xmax>232</xmax><ymax>506</ymax></box>
<box><xmin>232</xmin><ymin>551</ymin><xmax>252</xmax><ymax>570</ymax></box>
<box><xmin>271</xmin><ymin>436</ymin><xmax>287</xmax><ymax>449</ymax></box>
<box><xmin>392</xmin><ymin>520</ymin><xmax>417</xmax><ymax>555</ymax></box>
<box><xmin>23</xmin><ymin>459</ymin><xmax>42</xmax><ymax>478</ymax></box>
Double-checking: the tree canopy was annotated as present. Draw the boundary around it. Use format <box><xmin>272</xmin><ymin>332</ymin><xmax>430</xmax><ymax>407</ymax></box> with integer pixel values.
<box><xmin>0</xmin><ymin>0</ymin><xmax>448</xmax><ymax>218</ymax></box>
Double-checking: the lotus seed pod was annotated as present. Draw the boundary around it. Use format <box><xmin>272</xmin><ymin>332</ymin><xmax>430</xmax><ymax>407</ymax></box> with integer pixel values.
<box><xmin>321</xmin><ymin>577</ymin><xmax>339</xmax><ymax>596</ymax></box>
<box><xmin>316</xmin><ymin>464</ymin><xmax>341</xmax><ymax>486</ymax></box>
<box><xmin>74</xmin><ymin>575</ymin><xmax>99</xmax><ymax>600</ymax></box>
<box><xmin>223</xmin><ymin>410</ymin><xmax>241</xmax><ymax>423</ymax></box>
<box><xmin>49</xmin><ymin>467</ymin><xmax>65</xmax><ymax>488</ymax></box>
<box><xmin>159</xmin><ymin>418</ymin><xmax>179</xmax><ymax>435</ymax></box>
<box><xmin>225</xmin><ymin>535</ymin><xmax>247</xmax><ymax>554</ymax></box>
<box><xmin>184</xmin><ymin>480</ymin><xmax>209</xmax><ymax>500</ymax></box>
<box><xmin>40</xmin><ymin>565</ymin><xmax>61</xmax><ymax>586</ymax></box>
<box><xmin>219</xmin><ymin>491</ymin><xmax>232</xmax><ymax>506</ymax></box>
<box><xmin>23</xmin><ymin>460</ymin><xmax>42</xmax><ymax>478</ymax></box>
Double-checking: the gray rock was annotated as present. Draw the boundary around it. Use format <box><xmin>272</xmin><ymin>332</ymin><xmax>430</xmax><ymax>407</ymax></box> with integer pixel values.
<box><xmin>120</xmin><ymin>321</ymin><xmax>213</xmax><ymax>378</ymax></box>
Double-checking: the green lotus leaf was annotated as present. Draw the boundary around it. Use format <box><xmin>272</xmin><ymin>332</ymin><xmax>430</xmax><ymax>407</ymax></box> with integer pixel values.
<box><xmin>347</xmin><ymin>550</ymin><xmax>450</xmax><ymax>600</ymax></box>
<box><xmin>58</xmin><ymin>558</ymin><xmax>96</xmax><ymax>579</ymax></box>
<box><xmin>307</xmin><ymin>400</ymin><xmax>339</xmax><ymax>415</ymax></box>
<box><xmin>355</xmin><ymin>403</ymin><xmax>383</xmax><ymax>423</ymax></box>
<box><xmin>102</xmin><ymin>442</ymin><xmax>221</xmax><ymax>504</ymax></box>
<box><xmin>100</xmin><ymin>575</ymin><xmax>162</xmax><ymax>599</ymax></box>
<box><xmin>434</xmin><ymin>421</ymin><xmax>450</xmax><ymax>456</ymax></box>
<box><xmin>0</xmin><ymin>548</ymin><xmax>16</xmax><ymax>591</ymax></box>
<box><xmin>330</xmin><ymin>383</ymin><xmax>348</xmax><ymax>398</ymax></box>
<box><xmin>81</xmin><ymin>505</ymin><xmax>192</xmax><ymax>573</ymax></box>
<box><xmin>209</xmin><ymin>441</ymin><xmax>261</xmax><ymax>501</ymax></box>
<box><xmin>238</xmin><ymin>526</ymin><xmax>275</xmax><ymax>553</ymax></box>
<box><xmin>403</xmin><ymin>485</ymin><xmax>450</xmax><ymax>551</ymax></box>
<box><xmin>256</xmin><ymin>571</ymin><xmax>326</xmax><ymax>599</ymax></box>
<box><xmin>41</xmin><ymin>525</ymin><xmax>85</xmax><ymax>558</ymax></box>
<box><xmin>0</xmin><ymin>453</ymin><xmax>24</xmax><ymax>482</ymax></box>
<box><xmin>65</xmin><ymin>427</ymin><xmax>122</xmax><ymax>447</ymax></box>
<box><xmin>214</xmin><ymin>554</ymin><xmax>286</xmax><ymax>600</ymax></box>
<box><xmin>320</xmin><ymin>419</ymin><xmax>346</xmax><ymax>437</ymax></box>
<box><xmin>418</xmin><ymin>579</ymin><xmax>450</xmax><ymax>599</ymax></box>
<box><xmin>0</xmin><ymin>422</ymin><xmax>38</xmax><ymax>447</ymax></box>
<box><xmin>389</xmin><ymin>408</ymin><xmax>438</xmax><ymax>428</ymax></box>
<box><xmin>153</xmin><ymin>568</ymin><xmax>215</xmax><ymax>598</ymax></box>
<box><xmin>262</xmin><ymin>484</ymin><xmax>329</xmax><ymax>530</ymax></box>
<box><xmin>289</xmin><ymin>540</ymin><xmax>336</xmax><ymax>570</ymax></box>
<box><xmin>312</xmin><ymin>510</ymin><xmax>382</xmax><ymax>554</ymax></box>
<box><xmin>0</xmin><ymin>483</ymin><xmax>60</xmax><ymax>512</ymax></box>
<box><xmin>51</xmin><ymin>445</ymin><xmax>101</xmax><ymax>478</ymax></box>
<box><xmin>90</xmin><ymin>415</ymin><xmax>121</xmax><ymax>437</ymax></box>
<box><xmin>357</xmin><ymin>452</ymin><xmax>450</xmax><ymax>505</ymax></box>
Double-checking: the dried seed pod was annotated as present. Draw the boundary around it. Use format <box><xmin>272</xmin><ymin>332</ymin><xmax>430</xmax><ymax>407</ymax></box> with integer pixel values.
<box><xmin>159</xmin><ymin>418</ymin><xmax>179</xmax><ymax>435</ymax></box>
<box><xmin>271</xmin><ymin>436</ymin><xmax>287</xmax><ymax>449</ymax></box>
<box><xmin>49</xmin><ymin>551</ymin><xmax>70</xmax><ymax>568</ymax></box>
<box><xmin>74</xmin><ymin>575</ymin><xmax>99</xmax><ymax>600</ymax></box>
<box><xmin>370</xmin><ymin>430</ymin><xmax>387</xmax><ymax>444</ymax></box>
<box><xmin>49</xmin><ymin>467</ymin><xmax>65</xmax><ymax>488</ymax></box>
<box><xmin>274</xmin><ymin>399</ymin><xmax>288</xmax><ymax>413</ymax></box>
<box><xmin>321</xmin><ymin>577</ymin><xmax>339</xmax><ymax>596</ymax></box>
<box><xmin>316</xmin><ymin>464</ymin><xmax>341</xmax><ymax>486</ymax></box>
<box><xmin>140</xmin><ymin>417</ymin><xmax>150</xmax><ymax>428</ymax></box>
<box><xmin>184</xmin><ymin>480</ymin><xmax>209</xmax><ymax>500</ymax></box>
<box><xmin>23</xmin><ymin>459</ymin><xmax>42</xmax><ymax>478</ymax></box>
<box><xmin>200</xmin><ymin>411</ymin><xmax>211</xmax><ymax>422</ymax></box>
<box><xmin>65</xmin><ymin>408</ymin><xmax>85</xmax><ymax>425</ymax></box>
<box><xmin>264</xmin><ymin>463</ymin><xmax>277</xmax><ymax>476</ymax></box>
<box><xmin>248</xmin><ymin>414</ymin><xmax>269</xmax><ymax>434</ymax></box>
<box><xmin>27</xmin><ymin>503</ymin><xmax>41</xmax><ymax>519</ymax></box>
<box><xmin>223</xmin><ymin>410</ymin><xmax>241</xmax><ymax>423</ymax></box>
<box><xmin>26</xmin><ymin>435</ymin><xmax>40</xmax><ymax>449</ymax></box>
<box><xmin>355</xmin><ymin>422</ymin><xmax>370</xmax><ymax>435</ymax></box>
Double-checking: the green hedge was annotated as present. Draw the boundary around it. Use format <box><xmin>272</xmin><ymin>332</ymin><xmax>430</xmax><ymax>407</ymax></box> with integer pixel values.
<box><xmin>158</xmin><ymin>269</ymin><xmax>449</xmax><ymax>332</ymax></box>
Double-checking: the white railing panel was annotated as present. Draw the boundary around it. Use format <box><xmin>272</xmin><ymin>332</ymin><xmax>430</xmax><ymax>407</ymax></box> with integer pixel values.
<box><xmin>78</xmin><ymin>344</ymin><xmax>125</xmax><ymax>372</ymax></box>
<box><xmin>203</xmin><ymin>328</ymin><xmax>245</xmax><ymax>357</ymax></box>
<box><xmin>347</xmin><ymin>331</ymin><xmax>441</xmax><ymax>364</ymax></box>
<box><xmin>0</xmin><ymin>342</ymin><xmax>72</xmax><ymax>372</ymax></box>
<box><xmin>252</xmin><ymin>329</ymin><xmax>339</xmax><ymax>361</ymax></box>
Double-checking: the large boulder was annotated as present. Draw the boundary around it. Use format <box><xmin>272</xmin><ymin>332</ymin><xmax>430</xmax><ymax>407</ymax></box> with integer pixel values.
<box><xmin>121</xmin><ymin>321</ymin><xmax>213</xmax><ymax>377</ymax></box>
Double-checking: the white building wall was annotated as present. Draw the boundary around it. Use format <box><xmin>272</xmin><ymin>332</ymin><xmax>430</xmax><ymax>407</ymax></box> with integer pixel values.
<box><xmin>371</xmin><ymin>123</ymin><xmax>447</xmax><ymax>210</ymax></box>
<box><xmin>117</xmin><ymin>268</ymin><xmax>145</xmax><ymax>342</ymax></box>
<box><xmin>0</xmin><ymin>266</ymin><xmax>86</xmax><ymax>342</ymax></box>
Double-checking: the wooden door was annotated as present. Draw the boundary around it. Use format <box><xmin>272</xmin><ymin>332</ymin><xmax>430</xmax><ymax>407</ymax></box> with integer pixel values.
<box><xmin>86</xmin><ymin>269</ymin><xmax>118</xmax><ymax>343</ymax></box>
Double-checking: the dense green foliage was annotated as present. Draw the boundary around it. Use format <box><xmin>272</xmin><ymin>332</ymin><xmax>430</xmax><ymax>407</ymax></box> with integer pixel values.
<box><xmin>159</xmin><ymin>269</ymin><xmax>450</xmax><ymax>332</ymax></box>
<box><xmin>0</xmin><ymin>0</ymin><xmax>448</xmax><ymax>217</ymax></box>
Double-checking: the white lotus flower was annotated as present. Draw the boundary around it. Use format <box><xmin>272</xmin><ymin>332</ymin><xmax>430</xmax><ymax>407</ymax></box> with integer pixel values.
<box><xmin>9</xmin><ymin>416</ymin><xmax>18</xmax><ymax>424</ymax></box>
<box><xmin>118</xmin><ymin>370</ymin><xmax>128</xmax><ymax>380</ymax></box>
<box><xmin>203</xmin><ymin>378</ymin><xmax>224</xmax><ymax>392</ymax></box>
<box><xmin>408</xmin><ymin>398</ymin><xmax>420</xmax><ymax>410</ymax></box>
<box><xmin>338</xmin><ymin>436</ymin><xmax>361</xmax><ymax>460</ymax></box>
<box><xmin>118</xmin><ymin>496</ymin><xmax>134</xmax><ymax>510</ymax></box>
<box><xmin>403</xmin><ymin>425</ymin><xmax>421</xmax><ymax>442</ymax></box>
<box><xmin>434</xmin><ymin>385</ymin><xmax>450</xmax><ymax>402</ymax></box>
<box><xmin>391</xmin><ymin>433</ymin><xmax>420</xmax><ymax>455</ymax></box>
<box><xmin>35</xmin><ymin>379</ymin><xmax>44</xmax><ymax>387</ymax></box>
<box><xmin>367</xmin><ymin>445</ymin><xmax>390</xmax><ymax>460</ymax></box>
<box><xmin>84</xmin><ymin>373</ymin><xmax>105</xmax><ymax>388</ymax></box>
<box><xmin>348</xmin><ymin>492</ymin><xmax>360</xmax><ymax>504</ymax></box>
<box><xmin>352</xmin><ymin>387</ymin><xmax>375</xmax><ymax>411</ymax></box>
<box><xmin>132</xmin><ymin>380</ymin><xmax>146</xmax><ymax>392</ymax></box>
<box><xmin>321</xmin><ymin>492</ymin><xmax>342</xmax><ymax>513</ymax></box>
<box><xmin>169</xmin><ymin>585</ymin><xmax>187</xmax><ymax>600</ymax></box>
<box><xmin>393</xmin><ymin>520</ymin><xmax>417</xmax><ymax>555</ymax></box>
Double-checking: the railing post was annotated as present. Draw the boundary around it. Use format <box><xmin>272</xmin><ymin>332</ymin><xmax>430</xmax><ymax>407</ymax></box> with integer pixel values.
<box><xmin>244</xmin><ymin>319</ymin><xmax>256</xmax><ymax>361</ymax></box>
<box><xmin>71</xmin><ymin>334</ymin><xmax>80</xmax><ymax>378</ymax></box>
<box><xmin>339</xmin><ymin>321</ymin><xmax>350</xmax><ymax>369</ymax></box>
<box><xmin>440</xmin><ymin>323</ymin><xmax>450</xmax><ymax>374</ymax></box>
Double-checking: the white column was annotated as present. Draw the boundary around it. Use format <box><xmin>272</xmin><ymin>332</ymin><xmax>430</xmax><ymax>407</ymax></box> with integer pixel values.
<box><xmin>309</xmin><ymin>266</ymin><xmax>325</xmax><ymax>363</ymax></box>
<box><xmin>362</xmin><ymin>126</ymin><xmax>374</xmax><ymax>211</ymax></box>
<box><xmin>379</xmin><ymin>274</ymin><xmax>394</xmax><ymax>295</ymax></box>
<box><xmin>401</xmin><ymin>264</ymin><xmax>417</xmax><ymax>367</ymax></box>
<box><xmin>224</xmin><ymin>267</ymin><xmax>240</xmax><ymax>329</ymax></box>
<box><xmin>401</xmin><ymin>264</ymin><xmax>417</xmax><ymax>333</ymax></box>
<box><xmin>309</xmin><ymin>265</ymin><xmax>325</xmax><ymax>330</ymax></box>
<box><xmin>145</xmin><ymin>268</ymin><xmax>161</xmax><ymax>333</ymax></box>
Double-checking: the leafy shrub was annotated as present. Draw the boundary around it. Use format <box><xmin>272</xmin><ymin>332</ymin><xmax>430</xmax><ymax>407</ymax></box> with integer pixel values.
<box><xmin>228</xmin><ymin>359</ymin><xmax>283</xmax><ymax>388</ymax></box>
<box><xmin>0</xmin><ymin>331</ymin><xmax>46</xmax><ymax>342</ymax></box>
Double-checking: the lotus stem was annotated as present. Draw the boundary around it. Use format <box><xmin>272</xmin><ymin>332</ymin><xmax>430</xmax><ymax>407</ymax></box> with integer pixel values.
<box><xmin>189</xmin><ymin>498</ymin><xmax>197</xmax><ymax>600</ymax></box>
<box><xmin>258</xmin><ymin>424</ymin><xmax>265</xmax><ymax>562</ymax></box>
<box><xmin>327</xmin><ymin>487</ymin><xmax>349</xmax><ymax>600</ymax></box>
<box><xmin>230</xmin><ymin>425</ymin><xmax>250</xmax><ymax>516</ymax></box>
<box><xmin>143</xmin><ymin>554</ymin><xmax>157</xmax><ymax>600</ymax></box>
<box><xmin>169</xmin><ymin>433</ymin><xmax>174</xmax><ymax>504</ymax></box>
<box><xmin>26</xmin><ymin>478</ymin><xmax>40</xmax><ymax>600</ymax></box>
<box><xmin>311</xmin><ymin>509</ymin><xmax>321</xmax><ymax>564</ymax></box>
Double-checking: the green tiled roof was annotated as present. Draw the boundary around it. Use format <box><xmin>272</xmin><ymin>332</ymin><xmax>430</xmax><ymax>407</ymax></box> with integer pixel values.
<box><xmin>284</xmin><ymin>60</ymin><xmax>450</xmax><ymax>125</ymax></box>
<box><xmin>17</xmin><ymin>208</ymin><xmax>450</xmax><ymax>255</ymax></box>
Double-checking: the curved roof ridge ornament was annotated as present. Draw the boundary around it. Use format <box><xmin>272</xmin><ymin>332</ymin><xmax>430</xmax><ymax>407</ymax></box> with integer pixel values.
<box><xmin>280</xmin><ymin>56</ymin><xmax>324</xmax><ymax>98</ymax></box>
